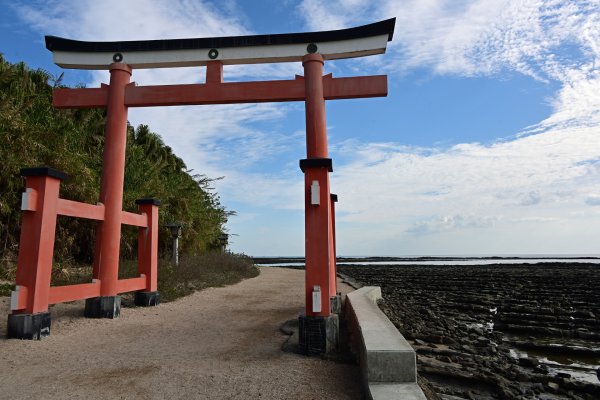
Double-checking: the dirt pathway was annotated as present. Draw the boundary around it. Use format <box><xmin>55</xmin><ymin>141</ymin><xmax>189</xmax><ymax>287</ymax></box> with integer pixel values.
<box><xmin>0</xmin><ymin>267</ymin><xmax>362</xmax><ymax>399</ymax></box>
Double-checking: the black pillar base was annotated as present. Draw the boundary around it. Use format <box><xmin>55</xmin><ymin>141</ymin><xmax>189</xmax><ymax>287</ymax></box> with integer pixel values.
<box><xmin>134</xmin><ymin>291</ymin><xmax>160</xmax><ymax>307</ymax></box>
<box><xmin>84</xmin><ymin>296</ymin><xmax>121</xmax><ymax>319</ymax></box>
<box><xmin>330</xmin><ymin>293</ymin><xmax>342</xmax><ymax>314</ymax></box>
<box><xmin>7</xmin><ymin>312</ymin><xmax>51</xmax><ymax>340</ymax></box>
<box><xmin>298</xmin><ymin>314</ymin><xmax>339</xmax><ymax>356</ymax></box>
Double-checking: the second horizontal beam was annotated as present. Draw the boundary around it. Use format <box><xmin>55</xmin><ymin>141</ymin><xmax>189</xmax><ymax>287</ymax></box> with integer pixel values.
<box><xmin>53</xmin><ymin>75</ymin><xmax>387</xmax><ymax>108</ymax></box>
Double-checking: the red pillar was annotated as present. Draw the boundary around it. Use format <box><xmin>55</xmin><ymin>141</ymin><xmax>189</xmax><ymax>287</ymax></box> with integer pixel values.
<box><xmin>137</xmin><ymin>199</ymin><xmax>160</xmax><ymax>292</ymax></box>
<box><xmin>14</xmin><ymin>169</ymin><xmax>65</xmax><ymax>314</ymax></box>
<box><xmin>96</xmin><ymin>63</ymin><xmax>132</xmax><ymax>297</ymax></box>
<box><xmin>134</xmin><ymin>198</ymin><xmax>161</xmax><ymax>306</ymax></box>
<box><xmin>304</xmin><ymin>54</ymin><xmax>328</xmax><ymax>158</ymax></box>
<box><xmin>302</xmin><ymin>53</ymin><xmax>333</xmax><ymax>317</ymax></box>
<box><xmin>329</xmin><ymin>193</ymin><xmax>338</xmax><ymax>296</ymax></box>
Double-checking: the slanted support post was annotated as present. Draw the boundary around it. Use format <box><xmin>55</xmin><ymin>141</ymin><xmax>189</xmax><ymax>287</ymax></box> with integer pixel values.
<box><xmin>329</xmin><ymin>193</ymin><xmax>341</xmax><ymax>314</ymax></box>
<box><xmin>7</xmin><ymin>167</ymin><xmax>66</xmax><ymax>339</ymax></box>
<box><xmin>86</xmin><ymin>62</ymin><xmax>132</xmax><ymax>319</ymax></box>
<box><xmin>298</xmin><ymin>53</ymin><xmax>338</xmax><ymax>355</ymax></box>
<box><xmin>134</xmin><ymin>198</ymin><xmax>161</xmax><ymax>306</ymax></box>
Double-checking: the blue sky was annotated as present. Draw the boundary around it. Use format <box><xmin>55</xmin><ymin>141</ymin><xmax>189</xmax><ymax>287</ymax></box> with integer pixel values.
<box><xmin>1</xmin><ymin>0</ymin><xmax>600</xmax><ymax>256</ymax></box>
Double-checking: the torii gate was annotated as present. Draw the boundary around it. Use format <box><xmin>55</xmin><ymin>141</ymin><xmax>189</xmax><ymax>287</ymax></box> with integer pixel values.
<box><xmin>8</xmin><ymin>19</ymin><xmax>395</xmax><ymax>352</ymax></box>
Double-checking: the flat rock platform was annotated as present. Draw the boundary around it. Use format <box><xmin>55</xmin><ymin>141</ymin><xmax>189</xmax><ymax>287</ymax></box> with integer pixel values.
<box><xmin>0</xmin><ymin>267</ymin><xmax>362</xmax><ymax>399</ymax></box>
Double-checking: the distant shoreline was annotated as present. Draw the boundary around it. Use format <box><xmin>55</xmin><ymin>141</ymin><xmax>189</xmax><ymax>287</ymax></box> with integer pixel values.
<box><xmin>254</xmin><ymin>256</ymin><xmax>600</xmax><ymax>265</ymax></box>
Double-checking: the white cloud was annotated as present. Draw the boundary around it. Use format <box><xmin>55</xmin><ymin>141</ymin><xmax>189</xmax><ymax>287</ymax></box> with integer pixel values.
<box><xmin>16</xmin><ymin>0</ymin><xmax>248</xmax><ymax>40</ymax></box>
<box><xmin>329</xmin><ymin>121</ymin><xmax>600</xmax><ymax>254</ymax></box>
<box><xmin>407</xmin><ymin>214</ymin><xmax>499</xmax><ymax>235</ymax></box>
<box><xmin>586</xmin><ymin>195</ymin><xmax>600</xmax><ymax>206</ymax></box>
<box><xmin>518</xmin><ymin>191</ymin><xmax>543</xmax><ymax>206</ymax></box>
<box><xmin>293</xmin><ymin>1</ymin><xmax>600</xmax><ymax>254</ymax></box>
<box><xmin>297</xmin><ymin>0</ymin><xmax>374</xmax><ymax>31</ymax></box>
<box><xmin>298</xmin><ymin>1</ymin><xmax>599</xmax><ymax>79</ymax></box>
<box><xmin>12</xmin><ymin>0</ymin><xmax>600</xmax><ymax>255</ymax></box>
<box><xmin>298</xmin><ymin>0</ymin><xmax>600</xmax><ymax>129</ymax></box>
<box><xmin>537</xmin><ymin>73</ymin><xmax>600</xmax><ymax>129</ymax></box>
<box><xmin>15</xmin><ymin>0</ymin><xmax>306</xmax><ymax>210</ymax></box>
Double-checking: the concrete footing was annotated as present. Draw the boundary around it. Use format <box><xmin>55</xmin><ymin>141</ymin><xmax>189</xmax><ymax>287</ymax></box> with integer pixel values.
<box><xmin>7</xmin><ymin>311</ymin><xmax>51</xmax><ymax>340</ymax></box>
<box><xmin>369</xmin><ymin>382</ymin><xmax>428</xmax><ymax>399</ymax></box>
<box><xmin>330</xmin><ymin>293</ymin><xmax>342</xmax><ymax>314</ymax></box>
<box><xmin>135</xmin><ymin>291</ymin><xmax>160</xmax><ymax>307</ymax></box>
<box><xmin>298</xmin><ymin>314</ymin><xmax>339</xmax><ymax>356</ymax></box>
<box><xmin>84</xmin><ymin>296</ymin><xmax>121</xmax><ymax>318</ymax></box>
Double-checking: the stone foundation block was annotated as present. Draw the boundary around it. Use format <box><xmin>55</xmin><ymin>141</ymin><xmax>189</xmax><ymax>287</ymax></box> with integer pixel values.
<box><xmin>298</xmin><ymin>314</ymin><xmax>339</xmax><ymax>355</ymax></box>
<box><xmin>84</xmin><ymin>296</ymin><xmax>121</xmax><ymax>319</ymax></box>
<box><xmin>7</xmin><ymin>312</ymin><xmax>51</xmax><ymax>340</ymax></box>
<box><xmin>330</xmin><ymin>293</ymin><xmax>342</xmax><ymax>314</ymax></box>
<box><xmin>135</xmin><ymin>291</ymin><xmax>160</xmax><ymax>307</ymax></box>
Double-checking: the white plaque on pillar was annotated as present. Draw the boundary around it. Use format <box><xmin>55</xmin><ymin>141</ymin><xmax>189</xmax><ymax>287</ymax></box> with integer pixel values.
<box><xmin>312</xmin><ymin>285</ymin><xmax>322</xmax><ymax>313</ymax></box>
<box><xmin>311</xmin><ymin>180</ymin><xmax>320</xmax><ymax>205</ymax></box>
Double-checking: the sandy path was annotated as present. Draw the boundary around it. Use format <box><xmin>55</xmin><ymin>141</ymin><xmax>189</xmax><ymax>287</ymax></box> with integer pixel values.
<box><xmin>0</xmin><ymin>267</ymin><xmax>362</xmax><ymax>399</ymax></box>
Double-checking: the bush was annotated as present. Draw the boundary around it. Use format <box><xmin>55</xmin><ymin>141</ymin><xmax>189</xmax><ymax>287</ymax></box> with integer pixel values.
<box><xmin>0</xmin><ymin>252</ymin><xmax>259</xmax><ymax>302</ymax></box>
<box><xmin>0</xmin><ymin>55</ymin><xmax>231</xmax><ymax>266</ymax></box>
<box><xmin>121</xmin><ymin>252</ymin><xmax>260</xmax><ymax>303</ymax></box>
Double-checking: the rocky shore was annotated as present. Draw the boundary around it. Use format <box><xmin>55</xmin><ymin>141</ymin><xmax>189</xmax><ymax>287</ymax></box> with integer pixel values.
<box><xmin>337</xmin><ymin>263</ymin><xmax>600</xmax><ymax>400</ymax></box>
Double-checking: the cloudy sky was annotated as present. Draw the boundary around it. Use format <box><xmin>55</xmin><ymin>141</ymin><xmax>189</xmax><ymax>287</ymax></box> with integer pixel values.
<box><xmin>1</xmin><ymin>0</ymin><xmax>599</xmax><ymax>256</ymax></box>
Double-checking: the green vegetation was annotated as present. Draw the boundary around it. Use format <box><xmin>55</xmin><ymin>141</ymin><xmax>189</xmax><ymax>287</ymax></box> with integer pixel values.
<box><xmin>0</xmin><ymin>55</ymin><xmax>259</xmax><ymax>299</ymax></box>
<box><xmin>0</xmin><ymin>54</ymin><xmax>232</xmax><ymax>273</ymax></box>
<box><xmin>32</xmin><ymin>252</ymin><xmax>258</xmax><ymax>303</ymax></box>
<box><xmin>0</xmin><ymin>283</ymin><xmax>13</xmax><ymax>297</ymax></box>
<box><xmin>122</xmin><ymin>252</ymin><xmax>260</xmax><ymax>303</ymax></box>
<box><xmin>0</xmin><ymin>252</ymin><xmax>259</xmax><ymax>301</ymax></box>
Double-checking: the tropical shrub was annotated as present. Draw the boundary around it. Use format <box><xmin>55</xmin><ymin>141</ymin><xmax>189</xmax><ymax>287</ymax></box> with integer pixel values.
<box><xmin>0</xmin><ymin>54</ymin><xmax>230</xmax><ymax>269</ymax></box>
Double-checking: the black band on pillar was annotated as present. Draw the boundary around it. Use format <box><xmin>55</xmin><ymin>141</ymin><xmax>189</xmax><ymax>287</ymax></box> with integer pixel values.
<box><xmin>299</xmin><ymin>158</ymin><xmax>333</xmax><ymax>172</ymax></box>
<box><xmin>330</xmin><ymin>194</ymin><xmax>338</xmax><ymax>202</ymax></box>
<box><xmin>135</xmin><ymin>198</ymin><xmax>161</xmax><ymax>206</ymax></box>
<box><xmin>20</xmin><ymin>166</ymin><xmax>68</xmax><ymax>181</ymax></box>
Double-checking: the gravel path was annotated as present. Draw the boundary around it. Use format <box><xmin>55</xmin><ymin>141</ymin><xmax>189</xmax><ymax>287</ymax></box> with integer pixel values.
<box><xmin>0</xmin><ymin>267</ymin><xmax>362</xmax><ymax>399</ymax></box>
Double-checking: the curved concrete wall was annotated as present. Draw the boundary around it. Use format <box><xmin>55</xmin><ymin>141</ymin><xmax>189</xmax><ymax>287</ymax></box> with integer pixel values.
<box><xmin>345</xmin><ymin>286</ymin><xmax>427</xmax><ymax>400</ymax></box>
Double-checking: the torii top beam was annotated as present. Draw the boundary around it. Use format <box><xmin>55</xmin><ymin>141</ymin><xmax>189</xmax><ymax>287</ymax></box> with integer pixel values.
<box><xmin>45</xmin><ymin>19</ymin><xmax>395</xmax><ymax>69</ymax></box>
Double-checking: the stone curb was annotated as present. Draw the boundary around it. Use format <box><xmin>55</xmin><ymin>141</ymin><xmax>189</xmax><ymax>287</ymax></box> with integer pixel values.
<box><xmin>346</xmin><ymin>286</ymin><xmax>427</xmax><ymax>400</ymax></box>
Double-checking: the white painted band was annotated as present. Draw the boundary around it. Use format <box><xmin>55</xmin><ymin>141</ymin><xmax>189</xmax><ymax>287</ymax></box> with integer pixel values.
<box><xmin>10</xmin><ymin>286</ymin><xmax>20</xmax><ymax>311</ymax></box>
<box><xmin>21</xmin><ymin>188</ymin><xmax>35</xmax><ymax>211</ymax></box>
<box><xmin>312</xmin><ymin>285</ymin><xmax>322</xmax><ymax>313</ymax></box>
<box><xmin>311</xmin><ymin>180</ymin><xmax>320</xmax><ymax>206</ymax></box>
<box><xmin>51</xmin><ymin>34</ymin><xmax>389</xmax><ymax>69</ymax></box>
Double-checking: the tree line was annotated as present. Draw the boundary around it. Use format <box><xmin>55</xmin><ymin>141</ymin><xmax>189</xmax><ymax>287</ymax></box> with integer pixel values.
<box><xmin>0</xmin><ymin>54</ymin><xmax>231</xmax><ymax>267</ymax></box>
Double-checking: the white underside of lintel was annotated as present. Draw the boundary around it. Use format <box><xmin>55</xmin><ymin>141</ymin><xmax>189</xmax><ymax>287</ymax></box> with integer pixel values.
<box><xmin>52</xmin><ymin>34</ymin><xmax>389</xmax><ymax>69</ymax></box>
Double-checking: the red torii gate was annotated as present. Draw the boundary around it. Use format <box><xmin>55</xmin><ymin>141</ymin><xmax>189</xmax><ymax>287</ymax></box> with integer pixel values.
<box><xmin>8</xmin><ymin>19</ymin><xmax>395</xmax><ymax>353</ymax></box>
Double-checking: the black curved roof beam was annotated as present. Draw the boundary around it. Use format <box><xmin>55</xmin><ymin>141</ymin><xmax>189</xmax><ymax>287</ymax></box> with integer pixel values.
<box><xmin>45</xmin><ymin>18</ymin><xmax>396</xmax><ymax>69</ymax></box>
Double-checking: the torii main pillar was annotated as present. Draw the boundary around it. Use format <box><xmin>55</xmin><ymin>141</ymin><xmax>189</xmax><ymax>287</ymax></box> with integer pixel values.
<box><xmin>298</xmin><ymin>53</ymin><xmax>338</xmax><ymax>354</ymax></box>
<box><xmin>39</xmin><ymin>18</ymin><xmax>395</xmax><ymax>352</ymax></box>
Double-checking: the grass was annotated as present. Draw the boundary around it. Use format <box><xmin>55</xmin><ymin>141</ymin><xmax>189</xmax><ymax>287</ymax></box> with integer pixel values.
<box><xmin>120</xmin><ymin>251</ymin><xmax>260</xmax><ymax>303</ymax></box>
<box><xmin>0</xmin><ymin>252</ymin><xmax>260</xmax><ymax>302</ymax></box>
<box><xmin>0</xmin><ymin>283</ymin><xmax>13</xmax><ymax>296</ymax></box>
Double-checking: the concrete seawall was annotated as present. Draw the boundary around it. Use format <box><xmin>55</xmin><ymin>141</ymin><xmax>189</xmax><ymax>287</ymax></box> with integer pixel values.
<box><xmin>345</xmin><ymin>286</ymin><xmax>427</xmax><ymax>400</ymax></box>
